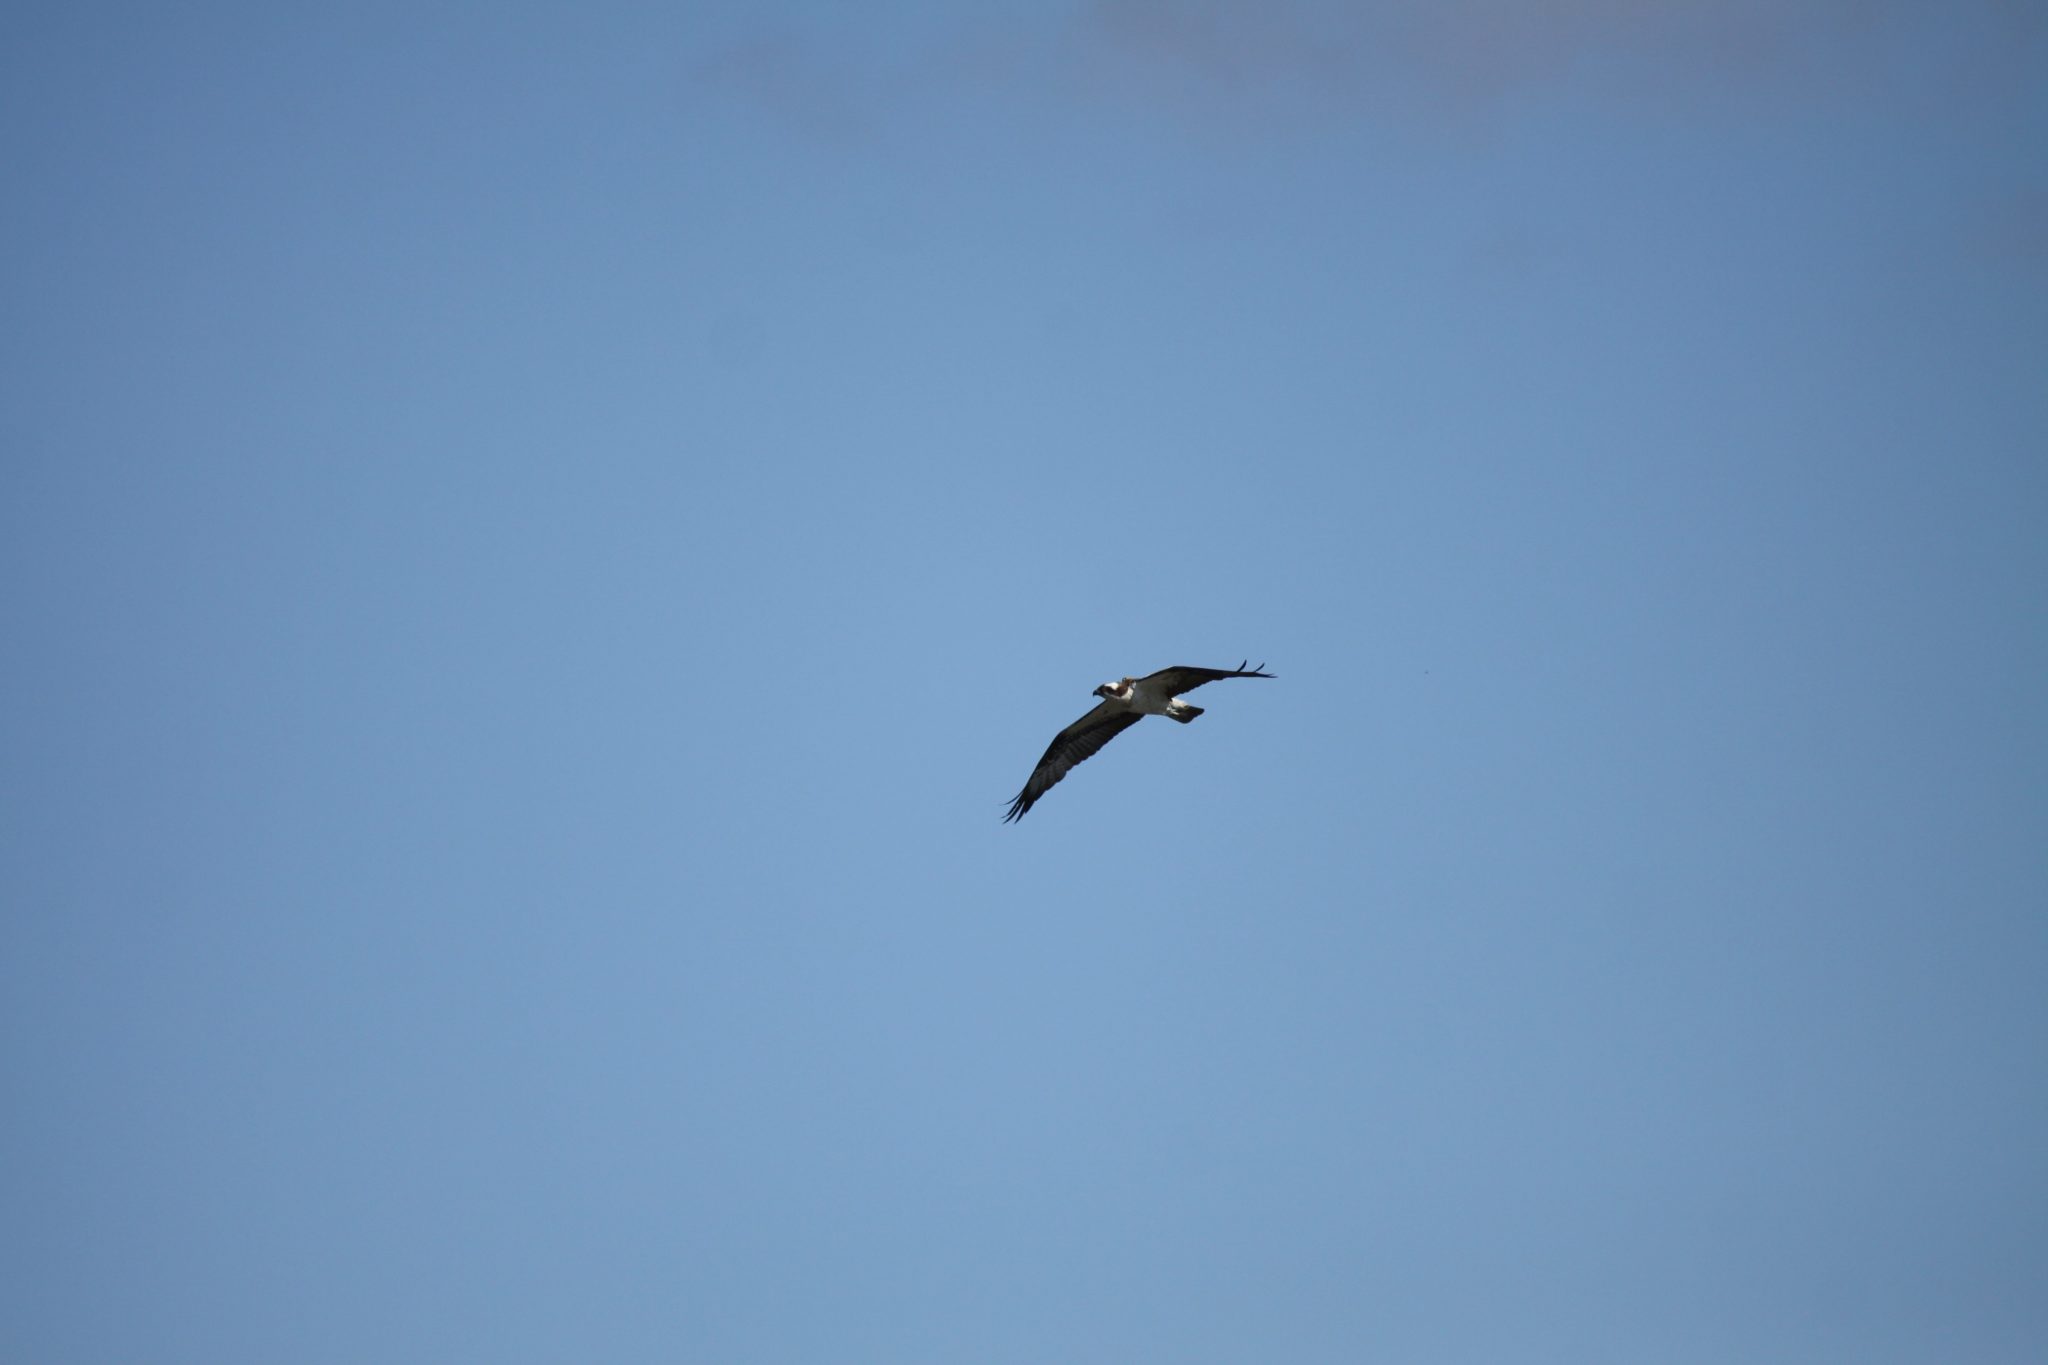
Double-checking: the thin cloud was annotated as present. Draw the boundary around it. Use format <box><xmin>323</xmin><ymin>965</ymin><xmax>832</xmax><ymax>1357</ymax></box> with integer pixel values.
<box><xmin>1062</xmin><ymin>0</ymin><xmax>2048</xmax><ymax>123</ymax></box>
<box><xmin>1068</xmin><ymin>0</ymin><xmax>1860</xmax><ymax>113</ymax></box>
<box><xmin>1970</xmin><ymin>186</ymin><xmax>2048</xmax><ymax>268</ymax></box>
<box><xmin>688</xmin><ymin>31</ymin><xmax>878</xmax><ymax>143</ymax></box>
<box><xmin>690</xmin><ymin>2</ymin><xmax>2041</xmax><ymax>138</ymax></box>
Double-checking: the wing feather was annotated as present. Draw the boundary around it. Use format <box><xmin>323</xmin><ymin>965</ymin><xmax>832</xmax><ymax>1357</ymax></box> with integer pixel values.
<box><xmin>1138</xmin><ymin>660</ymin><xmax>1275</xmax><ymax>695</ymax></box>
<box><xmin>1003</xmin><ymin>703</ymin><xmax>1143</xmax><ymax>822</ymax></box>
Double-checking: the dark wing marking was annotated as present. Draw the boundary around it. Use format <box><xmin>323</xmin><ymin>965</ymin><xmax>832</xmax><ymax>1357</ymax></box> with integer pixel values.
<box><xmin>1138</xmin><ymin>660</ymin><xmax>1275</xmax><ymax>695</ymax></box>
<box><xmin>1003</xmin><ymin>703</ymin><xmax>1144</xmax><ymax>823</ymax></box>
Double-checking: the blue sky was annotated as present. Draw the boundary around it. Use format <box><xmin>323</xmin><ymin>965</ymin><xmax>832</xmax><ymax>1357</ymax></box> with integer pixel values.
<box><xmin>3</xmin><ymin>2</ymin><xmax>2044</xmax><ymax>1361</ymax></box>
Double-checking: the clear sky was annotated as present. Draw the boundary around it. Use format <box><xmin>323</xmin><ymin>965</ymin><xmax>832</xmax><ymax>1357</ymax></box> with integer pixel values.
<box><xmin>4</xmin><ymin>3</ymin><xmax>2044</xmax><ymax>1361</ymax></box>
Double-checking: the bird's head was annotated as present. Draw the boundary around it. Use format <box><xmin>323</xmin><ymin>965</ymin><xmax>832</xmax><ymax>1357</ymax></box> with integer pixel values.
<box><xmin>1093</xmin><ymin>679</ymin><xmax>1128</xmax><ymax>700</ymax></box>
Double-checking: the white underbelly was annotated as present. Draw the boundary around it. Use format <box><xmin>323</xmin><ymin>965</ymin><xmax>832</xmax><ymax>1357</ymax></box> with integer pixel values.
<box><xmin>1128</xmin><ymin>683</ymin><xmax>1179</xmax><ymax>716</ymax></box>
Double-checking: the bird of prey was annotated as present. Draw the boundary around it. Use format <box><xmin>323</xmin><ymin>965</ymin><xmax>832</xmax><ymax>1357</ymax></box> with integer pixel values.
<box><xmin>1003</xmin><ymin>661</ymin><xmax>1274</xmax><ymax>822</ymax></box>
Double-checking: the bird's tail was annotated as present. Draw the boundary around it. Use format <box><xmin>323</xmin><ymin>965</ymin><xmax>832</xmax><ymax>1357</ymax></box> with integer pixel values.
<box><xmin>1167</xmin><ymin>702</ymin><xmax>1203</xmax><ymax>723</ymax></box>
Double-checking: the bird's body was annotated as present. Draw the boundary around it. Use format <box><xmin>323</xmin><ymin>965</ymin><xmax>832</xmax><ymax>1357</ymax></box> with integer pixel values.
<box><xmin>1100</xmin><ymin>673</ymin><xmax>1200</xmax><ymax>720</ymax></box>
<box><xmin>1003</xmin><ymin>661</ymin><xmax>1274</xmax><ymax>822</ymax></box>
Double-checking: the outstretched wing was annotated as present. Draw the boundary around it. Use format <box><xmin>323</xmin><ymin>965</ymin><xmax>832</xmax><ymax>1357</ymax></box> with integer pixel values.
<box><xmin>1138</xmin><ymin>660</ymin><xmax>1275</xmax><ymax>695</ymax></box>
<box><xmin>1003</xmin><ymin>702</ymin><xmax>1144</xmax><ymax>823</ymax></box>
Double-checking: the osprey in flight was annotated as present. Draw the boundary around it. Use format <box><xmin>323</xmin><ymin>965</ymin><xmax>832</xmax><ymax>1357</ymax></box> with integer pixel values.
<box><xmin>1003</xmin><ymin>661</ymin><xmax>1274</xmax><ymax>822</ymax></box>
